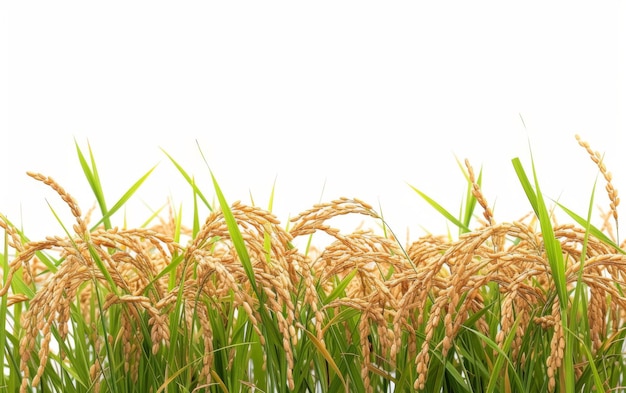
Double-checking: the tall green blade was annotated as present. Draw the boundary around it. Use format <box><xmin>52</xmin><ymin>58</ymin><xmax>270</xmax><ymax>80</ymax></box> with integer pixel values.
<box><xmin>89</xmin><ymin>165</ymin><xmax>157</xmax><ymax>231</ymax></box>
<box><xmin>408</xmin><ymin>183</ymin><xmax>471</xmax><ymax>233</ymax></box>
<box><xmin>512</xmin><ymin>154</ymin><xmax>574</xmax><ymax>392</ymax></box>
<box><xmin>161</xmin><ymin>148</ymin><xmax>213</xmax><ymax>211</ymax></box>
<box><xmin>75</xmin><ymin>139</ymin><xmax>111</xmax><ymax>229</ymax></box>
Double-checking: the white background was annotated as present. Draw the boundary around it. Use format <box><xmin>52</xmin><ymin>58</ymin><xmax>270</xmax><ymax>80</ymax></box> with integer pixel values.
<box><xmin>1</xmin><ymin>2</ymin><xmax>625</xmax><ymax>248</ymax></box>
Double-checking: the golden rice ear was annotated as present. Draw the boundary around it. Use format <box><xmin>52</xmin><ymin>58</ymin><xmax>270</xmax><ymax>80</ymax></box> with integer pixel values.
<box><xmin>288</xmin><ymin>197</ymin><xmax>380</xmax><ymax>239</ymax></box>
<box><xmin>465</xmin><ymin>158</ymin><xmax>494</xmax><ymax>227</ymax></box>
<box><xmin>546</xmin><ymin>300</ymin><xmax>565</xmax><ymax>392</ymax></box>
<box><xmin>26</xmin><ymin>172</ymin><xmax>89</xmax><ymax>238</ymax></box>
<box><xmin>0</xmin><ymin>215</ymin><xmax>28</xmax><ymax>296</ymax></box>
<box><xmin>575</xmin><ymin>135</ymin><xmax>620</xmax><ymax>237</ymax></box>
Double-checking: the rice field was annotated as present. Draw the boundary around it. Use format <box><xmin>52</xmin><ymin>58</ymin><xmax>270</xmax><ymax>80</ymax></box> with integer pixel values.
<box><xmin>1</xmin><ymin>136</ymin><xmax>625</xmax><ymax>392</ymax></box>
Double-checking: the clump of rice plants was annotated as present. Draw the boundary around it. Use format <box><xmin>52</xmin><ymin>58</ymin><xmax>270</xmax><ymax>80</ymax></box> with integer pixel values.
<box><xmin>1</xmin><ymin>136</ymin><xmax>624</xmax><ymax>392</ymax></box>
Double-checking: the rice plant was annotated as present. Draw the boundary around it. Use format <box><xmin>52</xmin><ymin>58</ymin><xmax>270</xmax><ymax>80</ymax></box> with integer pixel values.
<box><xmin>1</xmin><ymin>135</ymin><xmax>624</xmax><ymax>392</ymax></box>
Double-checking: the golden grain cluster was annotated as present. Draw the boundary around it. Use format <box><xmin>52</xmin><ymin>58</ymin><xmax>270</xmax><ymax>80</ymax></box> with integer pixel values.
<box><xmin>1</xmin><ymin>136</ymin><xmax>624</xmax><ymax>392</ymax></box>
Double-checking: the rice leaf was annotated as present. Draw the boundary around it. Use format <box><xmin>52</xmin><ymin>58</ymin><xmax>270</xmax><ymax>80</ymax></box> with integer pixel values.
<box><xmin>89</xmin><ymin>164</ymin><xmax>157</xmax><ymax>231</ymax></box>
<box><xmin>210</xmin><ymin>170</ymin><xmax>259</xmax><ymax>295</ymax></box>
<box><xmin>455</xmin><ymin>154</ymin><xmax>480</xmax><ymax>232</ymax></box>
<box><xmin>512</xmin><ymin>153</ymin><xmax>574</xmax><ymax>392</ymax></box>
<box><xmin>557</xmin><ymin>202</ymin><xmax>624</xmax><ymax>253</ymax></box>
<box><xmin>484</xmin><ymin>316</ymin><xmax>523</xmax><ymax>393</ymax></box>
<box><xmin>161</xmin><ymin>148</ymin><xmax>213</xmax><ymax>211</ymax></box>
<box><xmin>303</xmin><ymin>329</ymin><xmax>349</xmax><ymax>392</ymax></box>
<box><xmin>408</xmin><ymin>183</ymin><xmax>471</xmax><ymax>233</ymax></box>
<box><xmin>75</xmin><ymin>139</ymin><xmax>111</xmax><ymax>229</ymax></box>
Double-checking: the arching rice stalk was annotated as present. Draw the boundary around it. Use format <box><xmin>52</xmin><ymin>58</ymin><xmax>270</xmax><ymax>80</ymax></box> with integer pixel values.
<box><xmin>288</xmin><ymin>198</ymin><xmax>416</xmax><ymax>390</ymax></box>
<box><xmin>315</xmin><ymin>232</ymin><xmax>406</xmax><ymax>389</ymax></box>
<box><xmin>411</xmin><ymin>221</ymin><xmax>556</xmax><ymax>390</ymax></box>
<box><xmin>3</xmin><ymin>174</ymin><xmax>179</xmax><ymax>392</ymax></box>
<box><xmin>15</xmin><ymin>227</ymin><xmax>178</xmax><ymax>393</ymax></box>
<box><xmin>179</xmin><ymin>201</ymin><xmax>312</xmax><ymax>390</ymax></box>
